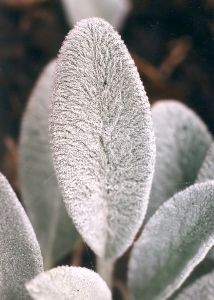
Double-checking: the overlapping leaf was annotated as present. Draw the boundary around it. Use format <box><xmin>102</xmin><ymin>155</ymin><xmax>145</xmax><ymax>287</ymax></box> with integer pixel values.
<box><xmin>61</xmin><ymin>0</ymin><xmax>130</xmax><ymax>29</ymax></box>
<box><xmin>49</xmin><ymin>18</ymin><xmax>156</xmax><ymax>259</ymax></box>
<box><xmin>0</xmin><ymin>173</ymin><xmax>43</xmax><ymax>299</ymax></box>
<box><xmin>196</xmin><ymin>142</ymin><xmax>214</xmax><ymax>259</ymax></box>
<box><xmin>173</xmin><ymin>271</ymin><xmax>214</xmax><ymax>300</ymax></box>
<box><xmin>19</xmin><ymin>60</ymin><xmax>79</xmax><ymax>269</ymax></box>
<box><xmin>167</xmin><ymin>258</ymin><xmax>214</xmax><ymax>299</ymax></box>
<box><xmin>197</xmin><ymin>142</ymin><xmax>214</xmax><ymax>183</ymax></box>
<box><xmin>26</xmin><ymin>266</ymin><xmax>112</xmax><ymax>300</ymax></box>
<box><xmin>128</xmin><ymin>181</ymin><xmax>214</xmax><ymax>300</ymax></box>
<box><xmin>146</xmin><ymin>100</ymin><xmax>212</xmax><ymax>220</ymax></box>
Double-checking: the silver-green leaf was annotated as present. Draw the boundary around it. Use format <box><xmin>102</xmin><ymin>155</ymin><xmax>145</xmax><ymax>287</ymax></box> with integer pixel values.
<box><xmin>173</xmin><ymin>271</ymin><xmax>214</xmax><ymax>300</ymax></box>
<box><xmin>0</xmin><ymin>173</ymin><xmax>43</xmax><ymax>299</ymax></box>
<box><xmin>197</xmin><ymin>142</ymin><xmax>214</xmax><ymax>260</ymax></box>
<box><xmin>128</xmin><ymin>181</ymin><xmax>214</xmax><ymax>300</ymax></box>
<box><xmin>146</xmin><ymin>100</ymin><xmax>212</xmax><ymax>220</ymax></box>
<box><xmin>26</xmin><ymin>266</ymin><xmax>112</xmax><ymax>300</ymax></box>
<box><xmin>19</xmin><ymin>60</ymin><xmax>79</xmax><ymax>269</ymax></box>
<box><xmin>49</xmin><ymin>18</ymin><xmax>156</xmax><ymax>260</ymax></box>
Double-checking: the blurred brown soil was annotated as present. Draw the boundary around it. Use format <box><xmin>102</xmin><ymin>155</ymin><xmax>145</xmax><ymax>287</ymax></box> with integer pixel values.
<box><xmin>0</xmin><ymin>0</ymin><xmax>69</xmax><ymax>190</ymax></box>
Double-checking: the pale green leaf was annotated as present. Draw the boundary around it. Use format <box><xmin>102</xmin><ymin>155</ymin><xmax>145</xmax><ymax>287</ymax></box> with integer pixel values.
<box><xmin>26</xmin><ymin>266</ymin><xmax>112</xmax><ymax>300</ymax></box>
<box><xmin>0</xmin><ymin>173</ymin><xmax>43</xmax><ymax>299</ymax></box>
<box><xmin>49</xmin><ymin>18</ymin><xmax>156</xmax><ymax>260</ymax></box>
<box><xmin>146</xmin><ymin>100</ymin><xmax>212</xmax><ymax>220</ymax></box>
<box><xmin>173</xmin><ymin>271</ymin><xmax>214</xmax><ymax>300</ymax></box>
<box><xmin>19</xmin><ymin>60</ymin><xmax>79</xmax><ymax>269</ymax></box>
<box><xmin>128</xmin><ymin>181</ymin><xmax>214</xmax><ymax>300</ymax></box>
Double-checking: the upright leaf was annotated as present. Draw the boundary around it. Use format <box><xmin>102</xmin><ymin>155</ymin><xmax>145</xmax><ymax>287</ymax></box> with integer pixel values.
<box><xmin>19</xmin><ymin>60</ymin><xmax>79</xmax><ymax>269</ymax></box>
<box><xmin>0</xmin><ymin>173</ymin><xmax>43</xmax><ymax>299</ymax></box>
<box><xmin>173</xmin><ymin>271</ymin><xmax>214</xmax><ymax>300</ymax></box>
<box><xmin>146</xmin><ymin>100</ymin><xmax>212</xmax><ymax>220</ymax></box>
<box><xmin>128</xmin><ymin>181</ymin><xmax>214</xmax><ymax>300</ymax></box>
<box><xmin>49</xmin><ymin>18</ymin><xmax>156</xmax><ymax>260</ymax></box>
<box><xmin>61</xmin><ymin>0</ymin><xmax>130</xmax><ymax>29</ymax></box>
<box><xmin>26</xmin><ymin>266</ymin><xmax>112</xmax><ymax>300</ymax></box>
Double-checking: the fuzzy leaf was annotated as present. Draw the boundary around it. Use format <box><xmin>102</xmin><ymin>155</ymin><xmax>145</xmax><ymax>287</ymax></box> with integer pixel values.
<box><xmin>61</xmin><ymin>0</ymin><xmax>130</xmax><ymax>29</ymax></box>
<box><xmin>128</xmin><ymin>181</ymin><xmax>214</xmax><ymax>300</ymax></box>
<box><xmin>26</xmin><ymin>266</ymin><xmax>112</xmax><ymax>300</ymax></box>
<box><xmin>197</xmin><ymin>142</ymin><xmax>214</xmax><ymax>183</ymax></box>
<box><xmin>173</xmin><ymin>271</ymin><xmax>214</xmax><ymax>300</ymax></box>
<box><xmin>196</xmin><ymin>142</ymin><xmax>214</xmax><ymax>260</ymax></box>
<box><xmin>167</xmin><ymin>258</ymin><xmax>214</xmax><ymax>299</ymax></box>
<box><xmin>49</xmin><ymin>18</ymin><xmax>155</xmax><ymax>260</ymax></box>
<box><xmin>0</xmin><ymin>173</ymin><xmax>43</xmax><ymax>299</ymax></box>
<box><xmin>146</xmin><ymin>100</ymin><xmax>212</xmax><ymax>220</ymax></box>
<box><xmin>19</xmin><ymin>60</ymin><xmax>79</xmax><ymax>269</ymax></box>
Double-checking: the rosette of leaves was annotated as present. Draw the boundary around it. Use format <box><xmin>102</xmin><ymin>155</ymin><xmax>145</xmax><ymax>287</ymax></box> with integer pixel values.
<box><xmin>2</xmin><ymin>17</ymin><xmax>214</xmax><ymax>300</ymax></box>
<box><xmin>48</xmin><ymin>17</ymin><xmax>214</xmax><ymax>299</ymax></box>
<box><xmin>19</xmin><ymin>60</ymin><xmax>79</xmax><ymax>269</ymax></box>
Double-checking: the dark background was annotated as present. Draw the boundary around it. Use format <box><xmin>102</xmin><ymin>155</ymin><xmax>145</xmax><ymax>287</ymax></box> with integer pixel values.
<box><xmin>0</xmin><ymin>2</ymin><xmax>213</xmax><ymax>298</ymax></box>
<box><xmin>0</xmin><ymin>0</ymin><xmax>213</xmax><ymax>194</ymax></box>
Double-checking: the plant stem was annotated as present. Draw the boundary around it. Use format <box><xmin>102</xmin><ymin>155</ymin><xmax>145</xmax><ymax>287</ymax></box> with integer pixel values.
<box><xmin>96</xmin><ymin>256</ymin><xmax>114</xmax><ymax>288</ymax></box>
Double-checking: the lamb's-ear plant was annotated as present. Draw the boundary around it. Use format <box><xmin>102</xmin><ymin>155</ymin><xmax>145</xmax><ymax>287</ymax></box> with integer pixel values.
<box><xmin>7</xmin><ymin>16</ymin><xmax>213</xmax><ymax>300</ymax></box>
<box><xmin>61</xmin><ymin>0</ymin><xmax>130</xmax><ymax>29</ymax></box>
<box><xmin>19</xmin><ymin>60</ymin><xmax>79</xmax><ymax>270</ymax></box>
<box><xmin>26</xmin><ymin>266</ymin><xmax>112</xmax><ymax>300</ymax></box>
<box><xmin>0</xmin><ymin>173</ymin><xmax>43</xmax><ymax>299</ymax></box>
<box><xmin>173</xmin><ymin>270</ymin><xmax>214</xmax><ymax>300</ymax></box>
<box><xmin>49</xmin><ymin>17</ymin><xmax>155</xmax><ymax>284</ymax></box>
<box><xmin>146</xmin><ymin>100</ymin><xmax>212</xmax><ymax>221</ymax></box>
<box><xmin>128</xmin><ymin>181</ymin><xmax>214</xmax><ymax>300</ymax></box>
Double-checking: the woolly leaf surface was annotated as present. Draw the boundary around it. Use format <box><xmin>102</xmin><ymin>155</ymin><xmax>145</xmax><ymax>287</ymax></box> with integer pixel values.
<box><xmin>26</xmin><ymin>266</ymin><xmax>112</xmax><ymax>300</ymax></box>
<box><xmin>19</xmin><ymin>60</ymin><xmax>79</xmax><ymax>269</ymax></box>
<box><xmin>146</xmin><ymin>100</ymin><xmax>212</xmax><ymax>220</ymax></box>
<box><xmin>196</xmin><ymin>142</ymin><xmax>214</xmax><ymax>260</ymax></box>
<box><xmin>128</xmin><ymin>181</ymin><xmax>214</xmax><ymax>300</ymax></box>
<box><xmin>0</xmin><ymin>173</ymin><xmax>43</xmax><ymax>299</ymax></box>
<box><xmin>166</xmin><ymin>258</ymin><xmax>214</xmax><ymax>300</ymax></box>
<box><xmin>49</xmin><ymin>18</ymin><xmax>155</xmax><ymax>259</ymax></box>
<box><xmin>173</xmin><ymin>271</ymin><xmax>214</xmax><ymax>300</ymax></box>
<box><xmin>197</xmin><ymin>142</ymin><xmax>214</xmax><ymax>183</ymax></box>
